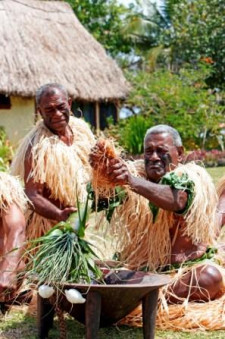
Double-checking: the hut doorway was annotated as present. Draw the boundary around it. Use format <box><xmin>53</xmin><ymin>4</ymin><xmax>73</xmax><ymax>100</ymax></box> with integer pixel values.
<box><xmin>71</xmin><ymin>101</ymin><xmax>118</xmax><ymax>131</ymax></box>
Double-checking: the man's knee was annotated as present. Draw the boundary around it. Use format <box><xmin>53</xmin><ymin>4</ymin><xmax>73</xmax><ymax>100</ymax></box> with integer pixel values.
<box><xmin>168</xmin><ymin>264</ymin><xmax>224</xmax><ymax>303</ymax></box>
<box><xmin>197</xmin><ymin>264</ymin><xmax>224</xmax><ymax>291</ymax></box>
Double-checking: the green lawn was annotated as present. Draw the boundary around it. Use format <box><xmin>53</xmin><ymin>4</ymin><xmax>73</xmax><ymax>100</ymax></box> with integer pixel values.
<box><xmin>1</xmin><ymin>167</ymin><xmax>225</xmax><ymax>339</ymax></box>
<box><xmin>207</xmin><ymin>166</ymin><xmax>225</xmax><ymax>184</ymax></box>
<box><xmin>1</xmin><ymin>310</ymin><xmax>225</xmax><ymax>339</ymax></box>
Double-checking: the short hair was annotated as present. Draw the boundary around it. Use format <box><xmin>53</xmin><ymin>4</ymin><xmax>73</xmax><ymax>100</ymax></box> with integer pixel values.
<box><xmin>144</xmin><ymin>124</ymin><xmax>182</xmax><ymax>147</ymax></box>
<box><xmin>36</xmin><ymin>83</ymin><xmax>68</xmax><ymax>106</ymax></box>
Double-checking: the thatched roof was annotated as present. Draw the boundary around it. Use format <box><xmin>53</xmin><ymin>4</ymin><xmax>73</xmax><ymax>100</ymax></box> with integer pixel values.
<box><xmin>0</xmin><ymin>0</ymin><xmax>129</xmax><ymax>101</ymax></box>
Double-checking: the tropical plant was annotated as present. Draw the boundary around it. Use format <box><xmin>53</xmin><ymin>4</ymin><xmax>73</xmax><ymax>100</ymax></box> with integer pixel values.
<box><xmin>66</xmin><ymin>0</ymin><xmax>133</xmax><ymax>57</ymax></box>
<box><xmin>24</xmin><ymin>194</ymin><xmax>102</xmax><ymax>286</ymax></box>
<box><xmin>122</xmin><ymin>0</ymin><xmax>225</xmax><ymax>87</ymax></box>
<box><xmin>121</xmin><ymin>64</ymin><xmax>225</xmax><ymax>152</ymax></box>
<box><xmin>0</xmin><ymin>127</ymin><xmax>13</xmax><ymax>171</ymax></box>
<box><xmin>119</xmin><ymin>0</ymin><xmax>182</xmax><ymax>69</ymax></box>
<box><xmin>161</xmin><ymin>0</ymin><xmax>225</xmax><ymax>87</ymax></box>
<box><xmin>120</xmin><ymin>114</ymin><xmax>151</xmax><ymax>154</ymax></box>
<box><xmin>122</xmin><ymin>1</ymin><xmax>168</xmax><ymax>50</ymax></box>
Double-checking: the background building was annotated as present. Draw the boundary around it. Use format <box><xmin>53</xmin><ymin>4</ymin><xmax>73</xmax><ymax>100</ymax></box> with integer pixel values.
<box><xmin>0</xmin><ymin>0</ymin><xmax>129</xmax><ymax>145</ymax></box>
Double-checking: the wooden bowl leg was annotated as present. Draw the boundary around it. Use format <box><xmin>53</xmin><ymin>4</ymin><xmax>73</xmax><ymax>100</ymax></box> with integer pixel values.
<box><xmin>85</xmin><ymin>291</ymin><xmax>101</xmax><ymax>339</ymax></box>
<box><xmin>142</xmin><ymin>288</ymin><xmax>159</xmax><ymax>339</ymax></box>
<box><xmin>37</xmin><ymin>295</ymin><xmax>55</xmax><ymax>339</ymax></box>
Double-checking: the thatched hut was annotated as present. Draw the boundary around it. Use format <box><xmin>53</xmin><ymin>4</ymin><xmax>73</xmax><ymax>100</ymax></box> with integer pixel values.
<box><xmin>0</xmin><ymin>0</ymin><xmax>129</xmax><ymax>145</ymax></box>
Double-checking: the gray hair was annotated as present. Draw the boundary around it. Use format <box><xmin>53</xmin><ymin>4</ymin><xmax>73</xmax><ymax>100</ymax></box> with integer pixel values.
<box><xmin>36</xmin><ymin>83</ymin><xmax>68</xmax><ymax>106</ymax></box>
<box><xmin>144</xmin><ymin>124</ymin><xmax>182</xmax><ymax>147</ymax></box>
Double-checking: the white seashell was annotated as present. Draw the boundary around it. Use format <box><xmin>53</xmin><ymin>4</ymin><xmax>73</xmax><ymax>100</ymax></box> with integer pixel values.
<box><xmin>65</xmin><ymin>289</ymin><xmax>86</xmax><ymax>304</ymax></box>
<box><xmin>38</xmin><ymin>285</ymin><xmax>55</xmax><ymax>298</ymax></box>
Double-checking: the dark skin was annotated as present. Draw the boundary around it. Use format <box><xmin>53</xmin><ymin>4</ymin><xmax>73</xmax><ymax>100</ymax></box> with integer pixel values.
<box><xmin>0</xmin><ymin>204</ymin><xmax>26</xmax><ymax>302</ymax></box>
<box><xmin>102</xmin><ymin>132</ymin><xmax>224</xmax><ymax>302</ymax></box>
<box><xmin>24</xmin><ymin>88</ymin><xmax>76</xmax><ymax>221</ymax></box>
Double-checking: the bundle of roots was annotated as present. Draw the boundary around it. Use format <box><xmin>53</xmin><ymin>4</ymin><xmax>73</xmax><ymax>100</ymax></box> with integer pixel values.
<box><xmin>90</xmin><ymin>138</ymin><xmax>120</xmax><ymax>195</ymax></box>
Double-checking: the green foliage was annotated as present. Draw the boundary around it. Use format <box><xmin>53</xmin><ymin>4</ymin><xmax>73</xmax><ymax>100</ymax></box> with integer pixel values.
<box><xmin>162</xmin><ymin>0</ymin><xmax>183</xmax><ymax>22</ymax></box>
<box><xmin>120</xmin><ymin>65</ymin><xmax>225</xmax><ymax>152</ymax></box>
<box><xmin>0</xmin><ymin>127</ymin><xmax>13</xmax><ymax>171</ymax></box>
<box><xmin>66</xmin><ymin>0</ymin><xmax>133</xmax><ymax>57</ymax></box>
<box><xmin>123</xmin><ymin>1</ymin><xmax>225</xmax><ymax>87</ymax></box>
<box><xmin>25</xmin><ymin>194</ymin><xmax>102</xmax><ymax>285</ymax></box>
<box><xmin>122</xmin><ymin>1</ymin><xmax>166</xmax><ymax>52</ymax></box>
<box><xmin>161</xmin><ymin>0</ymin><xmax>225</xmax><ymax>87</ymax></box>
<box><xmin>105</xmin><ymin>114</ymin><xmax>150</xmax><ymax>154</ymax></box>
<box><xmin>120</xmin><ymin>114</ymin><xmax>151</xmax><ymax>154</ymax></box>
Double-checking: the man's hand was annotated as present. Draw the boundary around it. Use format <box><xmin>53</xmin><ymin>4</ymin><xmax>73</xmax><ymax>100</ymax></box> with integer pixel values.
<box><xmin>106</xmin><ymin>158</ymin><xmax>131</xmax><ymax>186</ymax></box>
<box><xmin>58</xmin><ymin>207</ymin><xmax>77</xmax><ymax>221</ymax></box>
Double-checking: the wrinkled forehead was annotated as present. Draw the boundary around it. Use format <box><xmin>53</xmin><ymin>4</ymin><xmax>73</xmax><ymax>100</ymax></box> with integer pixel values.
<box><xmin>144</xmin><ymin>132</ymin><xmax>174</xmax><ymax>148</ymax></box>
<box><xmin>39</xmin><ymin>89</ymin><xmax>67</xmax><ymax>106</ymax></box>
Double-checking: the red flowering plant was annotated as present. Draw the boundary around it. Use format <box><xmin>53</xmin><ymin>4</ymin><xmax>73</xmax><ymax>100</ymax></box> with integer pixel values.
<box><xmin>184</xmin><ymin>149</ymin><xmax>225</xmax><ymax>167</ymax></box>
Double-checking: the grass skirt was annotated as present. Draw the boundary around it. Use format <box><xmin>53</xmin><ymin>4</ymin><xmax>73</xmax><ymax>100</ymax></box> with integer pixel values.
<box><xmin>119</xmin><ymin>260</ymin><xmax>225</xmax><ymax>330</ymax></box>
<box><xmin>0</xmin><ymin>171</ymin><xmax>27</xmax><ymax>212</ymax></box>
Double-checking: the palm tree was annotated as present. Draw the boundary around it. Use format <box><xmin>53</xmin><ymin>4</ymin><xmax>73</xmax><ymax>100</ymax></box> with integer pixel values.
<box><xmin>122</xmin><ymin>0</ymin><xmax>182</xmax><ymax>70</ymax></box>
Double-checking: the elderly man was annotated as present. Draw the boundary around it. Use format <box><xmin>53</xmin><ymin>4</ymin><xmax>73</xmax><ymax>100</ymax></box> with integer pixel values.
<box><xmin>90</xmin><ymin>125</ymin><xmax>225</xmax><ymax>329</ymax></box>
<box><xmin>11</xmin><ymin>83</ymin><xmax>95</xmax><ymax>239</ymax></box>
<box><xmin>0</xmin><ymin>172</ymin><xmax>27</xmax><ymax>304</ymax></box>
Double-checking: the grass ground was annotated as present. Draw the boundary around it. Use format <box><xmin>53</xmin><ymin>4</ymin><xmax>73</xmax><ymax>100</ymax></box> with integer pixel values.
<box><xmin>1</xmin><ymin>167</ymin><xmax>225</xmax><ymax>339</ymax></box>
<box><xmin>1</xmin><ymin>309</ymin><xmax>225</xmax><ymax>339</ymax></box>
<box><xmin>207</xmin><ymin>166</ymin><xmax>225</xmax><ymax>184</ymax></box>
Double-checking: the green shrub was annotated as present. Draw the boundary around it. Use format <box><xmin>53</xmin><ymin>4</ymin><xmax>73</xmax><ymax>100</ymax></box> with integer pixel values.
<box><xmin>124</xmin><ymin>65</ymin><xmax>224</xmax><ymax>151</ymax></box>
<box><xmin>0</xmin><ymin>127</ymin><xmax>13</xmax><ymax>171</ymax></box>
<box><xmin>120</xmin><ymin>114</ymin><xmax>151</xmax><ymax>154</ymax></box>
<box><xmin>105</xmin><ymin>114</ymin><xmax>152</xmax><ymax>155</ymax></box>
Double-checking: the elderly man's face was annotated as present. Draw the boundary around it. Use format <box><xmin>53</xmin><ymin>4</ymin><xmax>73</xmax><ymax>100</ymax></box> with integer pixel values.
<box><xmin>144</xmin><ymin>132</ymin><xmax>183</xmax><ymax>183</ymax></box>
<box><xmin>38</xmin><ymin>89</ymin><xmax>71</xmax><ymax>133</ymax></box>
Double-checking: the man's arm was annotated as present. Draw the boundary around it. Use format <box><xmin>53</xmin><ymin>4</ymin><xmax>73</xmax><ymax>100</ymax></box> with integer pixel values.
<box><xmin>216</xmin><ymin>191</ymin><xmax>225</xmax><ymax>228</ymax></box>
<box><xmin>107</xmin><ymin>158</ymin><xmax>188</xmax><ymax>213</ymax></box>
<box><xmin>0</xmin><ymin>204</ymin><xmax>26</xmax><ymax>300</ymax></box>
<box><xmin>24</xmin><ymin>146</ymin><xmax>76</xmax><ymax>221</ymax></box>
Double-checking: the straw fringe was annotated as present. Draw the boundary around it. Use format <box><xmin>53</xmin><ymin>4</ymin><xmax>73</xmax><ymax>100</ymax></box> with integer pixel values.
<box><xmin>174</xmin><ymin>163</ymin><xmax>219</xmax><ymax>245</ymax></box>
<box><xmin>25</xmin><ymin>211</ymin><xmax>56</xmax><ymax>241</ymax></box>
<box><xmin>11</xmin><ymin>116</ymin><xmax>95</xmax><ymax>206</ymax></box>
<box><xmin>109</xmin><ymin>161</ymin><xmax>218</xmax><ymax>271</ymax></box>
<box><xmin>111</xmin><ymin>191</ymin><xmax>173</xmax><ymax>270</ymax></box>
<box><xmin>11</xmin><ymin>116</ymin><xmax>95</xmax><ymax>239</ymax></box>
<box><xmin>0</xmin><ymin>171</ymin><xmax>28</xmax><ymax>213</ymax></box>
<box><xmin>119</xmin><ymin>295</ymin><xmax>225</xmax><ymax>330</ymax></box>
<box><xmin>119</xmin><ymin>263</ymin><xmax>225</xmax><ymax>331</ymax></box>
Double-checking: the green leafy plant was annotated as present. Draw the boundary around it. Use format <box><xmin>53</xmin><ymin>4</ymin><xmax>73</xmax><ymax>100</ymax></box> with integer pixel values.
<box><xmin>24</xmin><ymin>194</ymin><xmax>102</xmax><ymax>286</ymax></box>
<box><xmin>161</xmin><ymin>0</ymin><xmax>225</xmax><ymax>87</ymax></box>
<box><xmin>120</xmin><ymin>114</ymin><xmax>151</xmax><ymax>154</ymax></box>
<box><xmin>66</xmin><ymin>0</ymin><xmax>133</xmax><ymax>57</ymax></box>
<box><xmin>0</xmin><ymin>127</ymin><xmax>13</xmax><ymax>171</ymax></box>
<box><xmin>124</xmin><ymin>66</ymin><xmax>224</xmax><ymax>151</ymax></box>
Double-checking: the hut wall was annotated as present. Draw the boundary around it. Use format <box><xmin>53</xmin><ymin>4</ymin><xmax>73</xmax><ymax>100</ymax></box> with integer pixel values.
<box><xmin>0</xmin><ymin>96</ymin><xmax>34</xmax><ymax>146</ymax></box>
